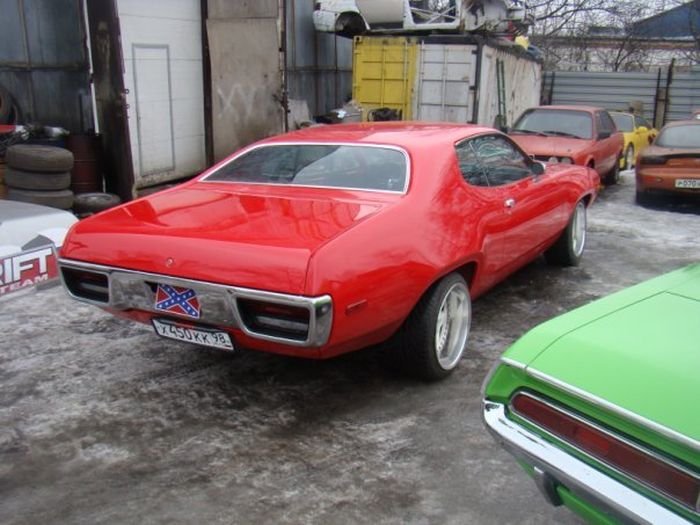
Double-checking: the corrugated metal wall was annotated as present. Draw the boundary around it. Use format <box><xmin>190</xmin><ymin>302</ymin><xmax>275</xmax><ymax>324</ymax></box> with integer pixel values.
<box><xmin>287</xmin><ymin>0</ymin><xmax>353</xmax><ymax>118</ymax></box>
<box><xmin>666</xmin><ymin>67</ymin><xmax>700</xmax><ymax>122</ymax></box>
<box><xmin>0</xmin><ymin>0</ymin><xmax>91</xmax><ymax>131</ymax></box>
<box><xmin>543</xmin><ymin>67</ymin><xmax>700</xmax><ymax>125</ymax></box>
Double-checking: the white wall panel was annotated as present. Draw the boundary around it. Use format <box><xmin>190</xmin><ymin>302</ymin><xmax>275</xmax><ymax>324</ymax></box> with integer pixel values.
<box><xmin>117</xmin><ymin>0</ymin><xmax>205</xmax><ymax>189</ymax></box>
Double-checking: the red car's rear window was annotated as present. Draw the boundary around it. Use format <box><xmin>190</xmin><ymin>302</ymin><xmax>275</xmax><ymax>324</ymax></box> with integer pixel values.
<box><xmin>656</xmin><ymin>125</ymin><xmax>700</xmax><ymax>148</ymax></box>
<box><xmin>204</xmin><ymin>144</ymin><xmax>408</xmax><ymax>193</ymax></box>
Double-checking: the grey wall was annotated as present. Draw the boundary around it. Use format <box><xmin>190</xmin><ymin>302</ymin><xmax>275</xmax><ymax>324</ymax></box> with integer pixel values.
<box><xmin>666</xmin><ymin>67</ymin><xmax>700</xmax><ymax>122</ymax></box>
<box><xmin>0</xmin><ymin>0</ymin><xmax>92</xmax><ymax>131</ymax></box>
<box><xmin>543</xmin><ymin>67</ymin><xmax>700</xmax><ymax>126</ymax></box>
<box><xmin>207</xmin><ymin>1</ymin><xmax>284</xmax><ymax>161</ymax></box>
<box><xmin>286</xmin><ymin>0</ymin><xmax>353</xmax><ymax>117</ymax></box>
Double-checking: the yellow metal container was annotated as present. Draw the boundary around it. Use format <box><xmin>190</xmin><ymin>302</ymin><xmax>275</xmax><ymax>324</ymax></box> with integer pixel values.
<box><xmin>352</xmin><ymin>36</ymin><xmax>418</xmax><ymax>121</ymax></box>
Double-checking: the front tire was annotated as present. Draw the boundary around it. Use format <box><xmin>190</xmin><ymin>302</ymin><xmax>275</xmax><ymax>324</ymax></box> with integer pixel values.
<box><xmin>393</xmin><ymin>273</ymin><xmax>471</xmax><ymax>381</ymax></box>
<box><xmin>604</xmin><ymin>158</ymin><xmax>621</xmax><ymax>185</ymax></box>
<box><xmin>545</xmin><ymin>200</ymin><xmax>587</xmax><ymax>266</ymax></box>
<box><xmin>623</xmin><ymin>144</ymin><xmax>634</xmax><ymax>170</ymax></box>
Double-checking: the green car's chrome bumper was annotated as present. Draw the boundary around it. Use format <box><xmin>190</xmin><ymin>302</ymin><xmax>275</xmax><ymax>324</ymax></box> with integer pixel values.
<box><xmin>482</xmin><ymin>400</ymin><xmax>693</xmax><ymax>525</ymax></box>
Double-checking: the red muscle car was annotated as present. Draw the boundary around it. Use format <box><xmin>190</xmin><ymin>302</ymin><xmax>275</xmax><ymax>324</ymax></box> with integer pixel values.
<box><xmin>509</xmin><ymin>105</ymin><xmax>624</xmax><ymax>185</ymax></box>
<box><xmin>58</xmin><ymin>123</ymin><xmax>599</xmax><ymax>380</ymax></box>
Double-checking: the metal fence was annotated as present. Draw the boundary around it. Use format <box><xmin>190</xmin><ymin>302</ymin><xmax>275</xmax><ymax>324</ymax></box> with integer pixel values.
<box><xmin>543</xmin><ymin>66</ymin><xmax>700</xmax><ymax>127</ymax></box>
<box><xmin>286</xmin><ymin>0</ymin><xmax>353</xmax><ymax>118</ymax></box>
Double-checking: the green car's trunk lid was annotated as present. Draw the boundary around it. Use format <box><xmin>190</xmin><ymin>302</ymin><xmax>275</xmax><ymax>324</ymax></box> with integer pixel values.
<box><xmin>526</xmin><ymin>279</ymin><xmax>700</xmax><ymax>447</ymax></box>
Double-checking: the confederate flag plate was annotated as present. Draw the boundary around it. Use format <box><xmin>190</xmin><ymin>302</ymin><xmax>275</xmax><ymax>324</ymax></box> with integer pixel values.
<box><xmin>154</xmin><ymin>283</ymin><xmax>201</xmax><ymax>319</ymax></box>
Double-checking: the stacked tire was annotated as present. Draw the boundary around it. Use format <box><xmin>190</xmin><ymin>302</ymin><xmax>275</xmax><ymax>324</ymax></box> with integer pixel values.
<box><xmin>5</xmin><ymin>144</ymin><xmax>74</xmax><ymax>210</ymax></box>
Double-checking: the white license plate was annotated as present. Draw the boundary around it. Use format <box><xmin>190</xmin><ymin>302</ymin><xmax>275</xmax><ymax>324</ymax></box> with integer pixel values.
<box><xmin>152</xmin><ymin>318</ymin><xmax>234</xmax><ymax>351</ymax></box>
<box><xmin>675</xmin><ymin>179</ymin><xmax>700</xmax><ymax>188</ymax></box>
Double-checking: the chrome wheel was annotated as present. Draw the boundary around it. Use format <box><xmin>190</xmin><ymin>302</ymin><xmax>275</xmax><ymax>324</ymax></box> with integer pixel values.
<box><xmin>434</xmin><ymin>282</ymin><xmax>471</xmax><ymax>370</ymax></box>
<box><xmin>571</xmin><ymin>201</ymin><xmax>586</xmax><ymax>258</ymax></box>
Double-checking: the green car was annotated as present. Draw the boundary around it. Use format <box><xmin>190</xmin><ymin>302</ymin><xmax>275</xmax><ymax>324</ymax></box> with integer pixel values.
<box><xmin>483</xmin><ymin>264</ymin><xmax>700</xmax><ymax>524</ymax></box>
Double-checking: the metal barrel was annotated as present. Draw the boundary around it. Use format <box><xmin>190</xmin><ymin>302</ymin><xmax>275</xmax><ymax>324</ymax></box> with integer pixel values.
<box><xmin>66</xmin><ymin>134</ymin><xmax>103</xmax><ymax>193</ymax></box>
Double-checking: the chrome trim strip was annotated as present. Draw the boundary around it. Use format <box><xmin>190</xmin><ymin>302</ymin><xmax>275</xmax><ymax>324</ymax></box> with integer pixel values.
<box><xmin>199</xmin><ymin>141</ymin><xmax>412</xmax><ymax>194</ymax></box>
<box><xmin>510</xmin><ymin>392</ymin><xmax>700</xmax><ymax>506</ymax></box>
<box><xmin>482</xmin><ymin>401</ymin><xmax>693</xmax><ymax>525</ymax></box>
<box><xmin>500</xmin><ymin>356</ymin><xmax>526</xmax><ymax>370</ymax></box>
<box><xmin>525</xmin><ymin>367</ymin><xmax>700</xmax><ymax>453</ymax></box>
<box><xmin>58</xmin><ymin>259</ymin><xmax>333</xmax><ymax>348</ymax></box>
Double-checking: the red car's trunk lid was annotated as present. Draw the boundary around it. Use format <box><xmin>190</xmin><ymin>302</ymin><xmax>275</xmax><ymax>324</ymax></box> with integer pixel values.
<box><xmin>61</xmin><ymin>185</ymin><xmax>386</xmax><ymax>294</ymax></box>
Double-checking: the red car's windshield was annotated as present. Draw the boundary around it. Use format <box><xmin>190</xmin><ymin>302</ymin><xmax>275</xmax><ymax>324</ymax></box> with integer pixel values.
<box><xmin>513</xmin><ymin>109</ymin><xmax>593</xmax><ymax>140</ymax></box>
<box><xmin>205</xmin><ymin>144</ymin><xmax>408</xmax><ymax>192</ymax></box>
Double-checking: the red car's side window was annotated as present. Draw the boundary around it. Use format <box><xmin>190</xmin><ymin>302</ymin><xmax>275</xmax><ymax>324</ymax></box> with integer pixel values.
<box><xmin>455</xmin><ymin>140</ymin><xmax>488</xmax><ymax>186</ymax></box>
<box><xmin>458</xmin><ymin>135</ymin><xmax>532</xmax><ymax>187</ymax></box>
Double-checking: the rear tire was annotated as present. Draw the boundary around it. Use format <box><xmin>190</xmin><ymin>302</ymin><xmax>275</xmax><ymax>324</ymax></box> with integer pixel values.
<box><xmin>545</xmin><ymin>200</ymin><xmax>586</xmax><ymax>267</ymax></box>
<box><xmin>604</xmin><ymin>159</ymin><xmax>621</xmax><ymax>185</ymax></box>
<box><xmin>5</xmin><ymin>167</ymin><xmax>71</xmax><ymax>191</ymax></box>
<box><xmin>7</xmin><ymin>188</ymin><xmax>74</xmax><ymax>210</ymax></box>
<box><xmin>391</xmin><ymin>273</ymin><xmax>471</xmax><ymax>381</ymax></box>
<box><xmin>635</xmin><ymin>190</ymin><xmax>652</xmax><ymax>206</ymax></box>
<box><xmin>6</xmin><ymin>144</ymin><xmax>74</xmax><ymax>172</ymax></box>
<box><xmin>73</xmin><ymin>192</ymin><xmax>121</xmax><ymax>214</ymax></box>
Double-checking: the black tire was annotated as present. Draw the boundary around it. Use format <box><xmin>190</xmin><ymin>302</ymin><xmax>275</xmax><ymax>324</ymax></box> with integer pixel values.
<box><xmin>6</xmin><ymin>144</ymin><xmax>74</xmax><ymax>172</ymax></box>
<box><xmin>545</xmin><ymin>200</ymin><xmax>587</xmax><ymax>267</ymax></box>
<box><xmin>7</xmin><ymin>188</ymin><xmax>74</xmax><ymax>210</ymax></box>
<box><xmin>73</xmin><ymin>192</ymin><xmax>121</xmax><ymax>214</ymax></box>
<box><xmin>5</xmin><ymin>167</ymin><xmax>71</xmax><ymax>191</ymax></box>
<box><xmin>623</xmin><ymin>144</ymin><xmax>634</xmax><ymax>171</ymax></box>
<box><xmin>604</xmin><ymin>158</ymin><xmax>621</xmax><ymax>185</ymax></box>
<box><xmin>635</xmin><ymin>190</ymin><xmax>652</xmax><ymax>206</ymax></box>
<box><xmin>391</xmin><ymin>273</ymin><xmax>471</xmax><ymax>381</ymax></box>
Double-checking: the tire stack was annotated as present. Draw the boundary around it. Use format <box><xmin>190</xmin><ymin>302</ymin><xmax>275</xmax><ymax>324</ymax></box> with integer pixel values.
<box><xmin>73</xmin><ymin>192</ymin><xmax>121</xmax><ymax>218</ymax></box>
<box><xmin>4</xmin><ymin>144</ymin><xmax>74</xmax><ymax>210</ymax></box>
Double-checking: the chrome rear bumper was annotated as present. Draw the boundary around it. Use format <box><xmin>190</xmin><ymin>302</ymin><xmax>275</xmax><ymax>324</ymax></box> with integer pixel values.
<box><xmin>58</xmin><ymin>258</ymin><xmax>333</xmax><ymax>348</ymax></box>
<box><xmin>482</xmin><ymin>400</ymin><xmax>692</xmax><ymax>525</ymax></box>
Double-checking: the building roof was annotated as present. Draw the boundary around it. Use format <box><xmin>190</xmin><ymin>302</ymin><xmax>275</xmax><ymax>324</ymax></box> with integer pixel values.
<box><xmin>631</xmin><ymin>1</ymin><xmax>700</xmax><ymax>39</ymax></box>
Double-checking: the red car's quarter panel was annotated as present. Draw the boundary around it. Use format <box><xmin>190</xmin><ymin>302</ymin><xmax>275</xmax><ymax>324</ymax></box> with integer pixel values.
<box><xmin>61</xmin><ymin>184</ymin><xmax>389</xmax><ymax>294</ymax></box>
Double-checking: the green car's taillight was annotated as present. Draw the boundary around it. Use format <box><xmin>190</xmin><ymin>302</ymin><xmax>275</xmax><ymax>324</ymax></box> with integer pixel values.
<box><xmin>511</xmin><ymin>392</ymin><xmax>700</xmax><ymax>514</ymax></box>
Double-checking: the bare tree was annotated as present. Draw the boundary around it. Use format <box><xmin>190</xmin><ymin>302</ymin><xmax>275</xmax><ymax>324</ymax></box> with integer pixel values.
<box><xmin>529</xmin><ymin>0</ymin><xmax>674</xmax><ymax>71</ymax></box>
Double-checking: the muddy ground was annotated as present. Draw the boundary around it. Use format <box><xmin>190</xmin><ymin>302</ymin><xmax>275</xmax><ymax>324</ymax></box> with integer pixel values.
<box><xmin>1</xmin><ymin>172</ymin><xmax>698</xmax><ymax>525</ymax></box>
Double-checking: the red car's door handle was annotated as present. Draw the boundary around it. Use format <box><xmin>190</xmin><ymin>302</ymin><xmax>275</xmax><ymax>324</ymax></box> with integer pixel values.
<box><xmin>504</xmin><ymin>198</ymin><xmax>516</xmax><ymax>208</ymax></box>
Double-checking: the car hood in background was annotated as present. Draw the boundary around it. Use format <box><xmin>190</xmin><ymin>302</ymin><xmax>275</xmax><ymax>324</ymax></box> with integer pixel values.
<box><xmin>510</xmin><ymin>134</ymin><xmax>591</xmax><ymax>158</ymax></box>
<box><xmin>523</xmin><ymin>266</ymin><xmax>700</xmax><ymax>445</ymax></box>
<box><xmin>0</xmin><ymin>200</ymin><xmax>77</xmax><ymax>257</ymax></box>
<box><xmin>60</xmin><ymin>185</ymin><xmax>388</xmax><ymax>294</ymax></box>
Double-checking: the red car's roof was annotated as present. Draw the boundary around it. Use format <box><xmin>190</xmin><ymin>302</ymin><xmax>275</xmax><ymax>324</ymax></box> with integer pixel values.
<box><xmin>258</xmin><ymin>122</ymin><xmax>496</xmax><ymax>150</ymax></box>
<box><xmin>660</xmin><ymin>119</ymin><xmax>700</xmax><ymax>129</ymax></box>
<box><xmin>529</xmin><ymin>105</ymin><xmax>602</xmax><ymax>114</ymax></box>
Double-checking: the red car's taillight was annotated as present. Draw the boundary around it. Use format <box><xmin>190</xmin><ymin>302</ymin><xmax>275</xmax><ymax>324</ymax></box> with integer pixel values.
<box><xmin>61</xmin><ymin>267</ymin><xmax>109</xmax><ymax>303</ymax></box>
<box><xmin>237</xmin><ymin>298</ymin><xmax>310</xmax><ymax>339</ymax></box>
<box><xmin>511</xmin><ymin>393</ymin><xmax>700</xmax><ymax>512</ymax></box>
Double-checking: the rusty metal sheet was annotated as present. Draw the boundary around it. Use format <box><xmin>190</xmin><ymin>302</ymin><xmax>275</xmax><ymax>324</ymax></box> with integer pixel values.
<box><xmin>207</xmin><ymin>18</ymin><xmax>284</xmax><ymax>161</ymax></box>
<box><xmin>208</xmin><ymin>0</ymin><xmax>278</xmax><ymax>19</ymax></box>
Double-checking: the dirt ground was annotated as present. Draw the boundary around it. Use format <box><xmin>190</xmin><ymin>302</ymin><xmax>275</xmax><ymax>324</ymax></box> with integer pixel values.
<box><xmin>1</xmin><ymin>171</ymin><xmax>698</xmax><ymax>525</ymax></box>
